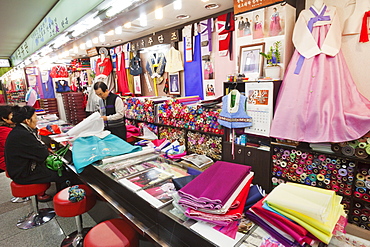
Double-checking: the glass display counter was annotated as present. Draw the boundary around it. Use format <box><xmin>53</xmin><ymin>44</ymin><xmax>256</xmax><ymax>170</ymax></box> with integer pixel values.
<box><xmin>72</xmin><ymin>151</ymin><xmax>262</xmax><ymax>247</ymax></box>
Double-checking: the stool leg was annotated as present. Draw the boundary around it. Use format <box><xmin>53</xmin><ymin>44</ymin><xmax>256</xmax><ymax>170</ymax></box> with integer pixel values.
<box><xmin>10</xmin><ymin>196</ymin><xmax>30</xmax><ymax>203</ymax></box>
<box><xmin>16</xmin><ymin>195</ymin><xmax>56</xmax><ymax>230</ymax></box>
<box><xmin>61</xmin><ymin>215</ymin><xmax>92</xmax><ymax>247</ymax></box>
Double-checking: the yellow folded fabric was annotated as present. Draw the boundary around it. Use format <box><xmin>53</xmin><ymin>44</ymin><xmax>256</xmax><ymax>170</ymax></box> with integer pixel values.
<box><xmin>264</xmin><ymin>183</ymin><xmax>345</xmax><ymax>244</ymax></box>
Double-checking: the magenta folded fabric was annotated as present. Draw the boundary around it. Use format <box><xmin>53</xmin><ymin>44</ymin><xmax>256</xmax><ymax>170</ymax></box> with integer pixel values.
<box><xmin>184</xmin><ymin>176</ymin><xmax>253</xmax><ymax>226</ymax></box>
<box><xmin>178</xmin><ymin>161</ymin><xmax>251</xmax><ymax>209</ymax></box>
<box><xmin>251</xmin><ymin>199</ymin><xmax>317</xmax><ymax>246</ymax></box>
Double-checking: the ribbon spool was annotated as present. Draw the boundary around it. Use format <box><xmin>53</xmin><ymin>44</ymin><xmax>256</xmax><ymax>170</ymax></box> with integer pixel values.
<box><xmin>358</xmin><ymin>142</ymin><xmax>367</xmax><ymax>148</ymax></box>
<box><xmin>338</xmin><ymin>168</ymin><xmax>348</xmax><ymax>177</ymax></box>
<box><xmin>366</xmin><ymin>145</ymin><xmax>370</xmax><ymax>155</ymax></box>
<box><xmin>355</xmin><ymin>148</ymin><xmax>369</xmax><ymax>159</ymax></box>
<box><xmin>342</xmin><ymin>145</ymin><xmax>355</xmax><ymax>156</ymax></box>
<box><xmin>348</xmin><ymin>140</ymin><xmax>359</xmax><ymax>148</ymax></box>
<box><xmin>331</xmin><ymin>143</ymin><xmax>341</xmax><ymax>153</ymax></box>
<box><xmin>356</xmin><ymin>180</ymin><xmax>366</xmax><ymax>187</ymax></box>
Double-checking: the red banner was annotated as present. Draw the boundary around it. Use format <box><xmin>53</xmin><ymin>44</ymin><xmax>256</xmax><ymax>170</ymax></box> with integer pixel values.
<box><xmin>234</xmin><ymin>0</ymin><xmax>281</xmax><ymax>15</ymax></box>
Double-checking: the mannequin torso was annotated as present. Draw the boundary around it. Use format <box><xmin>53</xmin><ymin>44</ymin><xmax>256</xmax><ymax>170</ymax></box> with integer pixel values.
<box><xmin>313</xmin><ymin>0</ymin><xmax>324</xmax><ymax>10</ymax></box>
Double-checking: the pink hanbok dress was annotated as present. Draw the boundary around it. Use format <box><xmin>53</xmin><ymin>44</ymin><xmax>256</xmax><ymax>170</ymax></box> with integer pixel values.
<box><xmin>270</xmin><ymin>5</ymin><xmax>370</xmax><ymax>143</ymax></box>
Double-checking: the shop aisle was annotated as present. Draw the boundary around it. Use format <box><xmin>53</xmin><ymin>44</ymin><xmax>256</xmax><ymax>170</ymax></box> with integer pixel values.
<box><xmin>0</xmin><ymin>172</ymin><xmax>97</xmax><ymax>247</ymax></box>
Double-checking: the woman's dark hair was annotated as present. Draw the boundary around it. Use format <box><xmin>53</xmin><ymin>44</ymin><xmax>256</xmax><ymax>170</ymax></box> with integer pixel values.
<box><xmin>93</xmin><ymin>81</ymin><xmax>108</xmax><ymax>92</ymax></box>
<box><xmin>12</xmin><ymin>105</ymin><xmax>35</xmax><ymax>124</ymax></box>
<box><xmin>0</xmin><ymin>105</ymin><xmax>12</xmax><ymax>121</ymax></box>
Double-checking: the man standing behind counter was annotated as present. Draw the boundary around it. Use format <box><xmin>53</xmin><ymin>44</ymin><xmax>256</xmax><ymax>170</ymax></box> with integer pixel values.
<box><xmin>94</xmin><ymin>81</ymin><xmax>126</xmax><ymax>141</ymax></box>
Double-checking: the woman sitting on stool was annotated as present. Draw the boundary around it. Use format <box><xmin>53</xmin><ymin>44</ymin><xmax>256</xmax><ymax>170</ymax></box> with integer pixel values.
<box><xmin>5</xmin><ymin>106</ymin><xmax>80</xmax><ymax>200</ymax></box>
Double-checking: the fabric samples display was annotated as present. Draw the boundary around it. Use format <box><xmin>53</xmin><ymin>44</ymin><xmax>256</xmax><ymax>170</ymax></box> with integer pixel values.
<box><xmin>261</xmin><ymin>183</ymin><xmax>346</xmax><ymax>244</ymax></box>
<box><xmin>271</xmin><ymin>147</ymin><xmax>355</xmax><ymax>196</ymax></box>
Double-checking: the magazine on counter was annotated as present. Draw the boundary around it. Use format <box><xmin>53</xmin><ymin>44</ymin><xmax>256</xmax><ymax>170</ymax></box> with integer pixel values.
<box><xmin>118</xmin><ymin>167</ymin><xmax>174</xmax><ymax>192</ymax></box>
<box><xmin>136</xmin><ymin>178</ymin><xmax>176</xmax><ymax>208</ymax></box>
<box><xmin>181</xmin><ymin>154</ymin><xmax>213</xmax><ymax>168</ymax></box>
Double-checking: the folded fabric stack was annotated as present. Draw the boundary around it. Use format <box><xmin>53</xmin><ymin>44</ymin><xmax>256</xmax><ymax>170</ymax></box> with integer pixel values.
<box><xmin>247</xmin><ymin>183</ymin><xmax>347</xmax><ymax>246</ymax></box>
<box><xmin>178</xmin><ymin>161</ymin><xmax>254</xmax><ymax>234</ymax></box>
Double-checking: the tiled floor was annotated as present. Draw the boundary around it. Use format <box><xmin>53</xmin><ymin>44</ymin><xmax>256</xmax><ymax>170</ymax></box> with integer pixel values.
<box><xmin>0</xmin><ymin>172</ymin><xmax>96</xmax><ymax>247</ymax></box>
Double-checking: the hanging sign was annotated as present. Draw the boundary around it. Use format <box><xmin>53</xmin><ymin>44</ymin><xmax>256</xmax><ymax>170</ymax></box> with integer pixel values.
<box><xmin>10</xmin><ymin>0</ymin><xmax>104</xmax><ymax>66</ymax></box>
<box><xmin>130</xmin><ymin>29</ymin><xmax>180</xmax><ymax>51</ymax></box>
<box><xmin>86</xmin><ymin>47</ymin><xmax>99</xmax><ymax>57</ymax></box>
<box><xmin>234</xmin><ymin>0</ymin><xmax>281</xmax><ymax>15</ymax></box>
<box><xmin>0</xmin><ymin>59</ymin><xmax>10</xmax><ymax>67</ymax></box>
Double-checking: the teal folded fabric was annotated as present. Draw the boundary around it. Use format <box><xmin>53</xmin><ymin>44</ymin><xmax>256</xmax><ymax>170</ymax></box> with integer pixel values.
<box><xmin>72</xmin><ymin>134</ymin><xmax>142</xmax><ymax>173</ymax></box>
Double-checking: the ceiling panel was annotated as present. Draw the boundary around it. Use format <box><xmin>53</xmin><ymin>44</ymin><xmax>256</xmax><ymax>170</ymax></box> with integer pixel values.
<box><xmin>0</xmin><ymin>0</ymin><xmax>233</xmax><ymax>63</ymax></box>
<box><xmin>0</xmin><ymin>0</ymin><xmax>59</xmax><ymax>58</ymax></box>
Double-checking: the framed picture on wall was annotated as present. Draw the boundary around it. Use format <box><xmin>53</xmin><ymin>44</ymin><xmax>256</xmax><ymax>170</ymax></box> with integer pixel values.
<box><xmin>169</xmin><ymin>72</ymin><xmax>180</xmax><ymax>95</ymax></box>
<box><xmin>239</xmin><ymin>43</ymin><xmax>265</xmax><ymax>80</ymax></box>
<box><xmin>134</xmin><ymin>75</ymin><xmax>141</xmax><ymax>94</ymax></box>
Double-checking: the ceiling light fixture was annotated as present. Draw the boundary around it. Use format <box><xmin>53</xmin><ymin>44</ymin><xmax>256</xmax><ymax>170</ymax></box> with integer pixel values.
<box><xmin>92</xmin><ymin>37</ymin><xmax>99</xmax><ymax>44</ymax></box>
<box><xmin>73</xmin><ymin>46</ymin><xmax>79</xmax><ymax>53</ymax></box>
<box><xmin>140</xmin><ymin>13</ymin><xmax>147</xmax><ymax>27</ymax></box>
<box><xmin>71</xmin><ymin>11</ymin><xmax>102</xmax><ymax>38</ymax></box>
<box><xmin>101</xmin><ymin>43</ymin><xmax>111</xmax><ymax>46</ymax></box>
<box><xmin>201</xmin><ymin>0</ymin><xmax>210</xmax><ymax>2</ymax></box>
<box><xmin>204</xmin><ymin>3</ymin><xmax>220</xmax><ymax>10</ymax></box>
<box><xmin>113</xmin><ymin>39</ymin><xmax>122</xmax><ymax>42</ymax></box>
<box><xmin>106</xmin><ymin>30</ymin><xmax>115</xmax><ymax>36</ymax></box>
<box><xmin>155</xmin><ymin>7</ymin><xmax>163</xmax><ymax>20</ymax></box>
<box><xmin>99</xmin><ymin>34</ymin><xmax>106</xmax><ymax>42</ymax></box>
<box><xmin>80</xmin><ymin>43</ymin><xmax>86</xmax><ymax>50</ymax></box>
<box><xmin>174</xmin><ymin>0</ymin><xmax>182</xmax><ymax>10</ymax></box>
<box><xmin>176</xmin><ymin>14</ymin><xmax>190</xmax><ymax>19</ymax></box>
<box><xmin>123</xmin><ymin>22</ymin><xmax>132</xmax><ymax>28</ymax></box>
<box><xmin>106</xmin><ymin>0</ymin><xmax>135</xmax><ymax>17</ymax></box>
<box><xmin>86</xmin><ymin>40</ymin><xmax>93</xmax><ymax>48</ymax></box>
<box><xmin>115</xmin><ymin>26</ymin><xmax>122</xmax><ymax>34</ymax></box>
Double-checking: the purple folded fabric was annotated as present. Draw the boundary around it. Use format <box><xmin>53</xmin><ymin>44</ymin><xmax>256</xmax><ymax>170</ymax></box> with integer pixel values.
<box><xmin>178</xmin><ymin>161</ymin><xmax>251</xmax><ymax>208</ymax></box>
<box><xmin>245</xmin><ymin>211</ymin><xmax>301</xmax><ymax>247</ymax></box>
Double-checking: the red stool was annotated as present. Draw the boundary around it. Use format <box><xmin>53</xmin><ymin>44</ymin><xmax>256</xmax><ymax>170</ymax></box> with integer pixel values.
<box><xmin>84</xmin><ymin>218</ymin><xmax>139</xmax><ymax>247</ymax></box>
<box><xmin>6</xmin><ymin>171</ymin><xmax>30</xmax><ymax>203</ymax></box>
<box><xmin>53</xmin><ymin>184</ymin><xmax>96</xmax><ymax>247</ymax></box>
<box><xmin>10</xmin><ymin>181</ymin><xmax>55</xmax><ymax>229</ymax></box>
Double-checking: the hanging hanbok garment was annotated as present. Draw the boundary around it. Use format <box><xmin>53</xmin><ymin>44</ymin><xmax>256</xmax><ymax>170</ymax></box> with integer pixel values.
<box><xmin>40</xmin><ymin>70</ymin><xmax>55</xmax><ymax>99</ymax></box>
<box><xmin>183</xmin><ymin>24</ymin><xmax>194</xmax><ymax>62</ymax></box>
<box><xmin>253</xmin><ymin>21</ymin><xmax>264</xmax><ymax>39</ymax></box>
<box><xmin>218</xmin><ymin>90</ymin><xmax>252</xmax><ymax>129</ymax></box>
<box><xmin>269</xmin><ymin>11</ymin><xmax>282</xmax><ymax>36</ymax></box>
<box><xmin>95</xmin><ymin>54</ymin><xmax>115</xmax><ymax>92</ymax></box>
<box><xmin>115</xmin><ymin>45</ymin><xmax>130</xmax><ymax>95</ymax></box>
<box><xmin>360</xmin><ymin>11</ymin><xmax>370</xmax><ymax>42</ymax></box>
<box><xmin>198</xmin><ymin>18</ymin><xmax>213</xmax><ymax>58</ymax></box>
<box><xmin>145</xmin><ymin>52</ymin><xmax>166</xmax><ymax>80</ymax></box>
<box><xmin>25</xmin><ymin>87</ymin><xmax>39</xmax><ymax>106</ymax></box>
<box><xmin>343</xmin><ymin>0</ymin><xmax>370</xmax><ymax>35</ymax></box>
<box><xmin>216</xmin><ymin>12</ymin><xmax>235</xmax><ymax>57</ymax></box>
<box><xmin>270</xmin><ymin>5</ymin><xmax>370</xmax><ymax>143</ymax></box>
<box><xmin>165</xmin><ymin>47</ymin><xmax>184</xmax><ymax>73</ymax></box>
<box><xmin>50</xmin><ymin>65</ymin><xmax>68</xmax><ymax>78</ymax></box>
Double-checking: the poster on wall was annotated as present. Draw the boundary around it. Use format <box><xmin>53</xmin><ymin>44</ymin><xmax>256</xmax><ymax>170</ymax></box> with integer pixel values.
<box><xmin>239</xmin><ymin>43</ymin><xmax>265</xmax><ymax>80</ymax></box>
<box><xmin>234</xmin><ymin>0</ymin><xmax>281</xmax><ymax>15</ymax></box>
<box><xmin>134</xmin><ymin>76</ymin><xmax>141</xmax><ymax>94</ymax></box>
<box><xmin>203</xmin><ymin>80</ymin><xmax>216</xmax><ymax>99</ymax></box>
<box><xmin>266</xmin><ymin>4</ymin><xmax>285</xmax><ymax>37</ymax></box>
<box><xmin>202</xmin><ymin>60</ymin><xmax>214</xmax><ymax>80</ymax></box>
<box><xmin>169</xmin><ymin>72</ymin><xmax>180</xmax><ymax>95</ymax></box>
<box><xmin>252</xmin><ymin>9</ymin><xmax>265</xmax><ymax>40</ymax></box>
<box><xmin>236</xmin><ymin>12</ymin><xmax>253</xmax><ymax>38</ymax></box>
<box><xmin>244</xmin><ymin>82</ymin><xmax>274</xmax><ymax>137</ymax></box>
